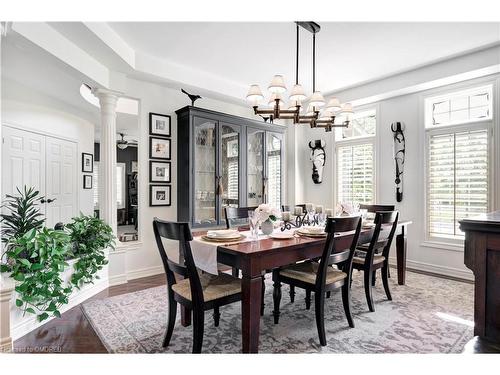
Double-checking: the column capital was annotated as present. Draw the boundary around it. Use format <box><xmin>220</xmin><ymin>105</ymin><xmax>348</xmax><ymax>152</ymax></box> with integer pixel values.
<box><xmin>91</xmin><ymin>87</ymin><xmax>123</xmax><ymax>109</ymax></box>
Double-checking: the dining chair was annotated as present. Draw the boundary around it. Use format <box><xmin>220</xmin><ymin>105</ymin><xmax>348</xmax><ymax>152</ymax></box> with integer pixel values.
<box><xmin>351</xmin><ymin>210</ymin><xmax>399</xmax><ymax>312</ymax></box>
<box><xmin>224</xmin><ymin>206</ymin><xmax>267</xmax><ymax>315</ymax></box>
<box><xmin>153</xmin><ymin>218</ymin><xmax>242</xmax><ymax>353</ymax></box>
<box><xmin>272</xmin><ymin>216</ymin><xmax>362</xmax><ymax>346</ymax></box>
<box><xmin>358</xmin><ymin>204</ymin><xmax>395</xmax><ymax>284</ymax></box>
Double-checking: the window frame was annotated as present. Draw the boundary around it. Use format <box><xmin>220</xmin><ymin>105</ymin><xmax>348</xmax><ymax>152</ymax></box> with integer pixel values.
<box><xmin>423</xmin><ymin>83</ymin><xmax>495</xmax><ymax>247</ymax></box>
<box><xmin>334</xmin><ymin>106</ymin><xmax>378</xmax><ymax>205</ymax></box>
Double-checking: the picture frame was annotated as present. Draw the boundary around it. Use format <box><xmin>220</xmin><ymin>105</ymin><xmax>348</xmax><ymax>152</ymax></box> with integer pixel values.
<box><xmin>150</xmin><ymin>137</ymin><xmax>171</xmax><ymax>160</ymax></box>
<box><xmin>150</xmin><ymin>184</ymin><xmax>171</xmax><ymax>207</ymax></box>
<box><xmin>149</xmin><ymin>112</ymin><xmax>171</xmax><ymax>137</ymax></box>
<box><xmin>83</xmin><ymin>175</ymin><xmax>93</xmax><ymax>189</ymax></box>
<box><xmin>226</xmin><ymin>139</ymin><xmax>239</xmax><ymax>158</ymax></box>
<box><xmin>131</xmin><ymin>161</ymin><xmax>138</xmax><ymax>173</ymax></box>
<box><xmin>82</xmin><ymin>153</ymin><xmax>94</xmax><ymax>172</ymax></box>
<box><xmin>149</xmin><ymin>160</ymin><xmax>171</xmax><ymax>183</ymax></box>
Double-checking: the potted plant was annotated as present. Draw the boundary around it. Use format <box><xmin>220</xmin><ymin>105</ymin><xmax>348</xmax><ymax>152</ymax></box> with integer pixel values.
<box><xmin>254</xmin><ymin>204</ymin><xmax>279</xmax><ymax>235</ymax></box>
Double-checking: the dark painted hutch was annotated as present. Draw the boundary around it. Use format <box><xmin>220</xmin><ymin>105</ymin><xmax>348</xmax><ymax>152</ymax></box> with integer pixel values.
<box><xmin>176</xmin><ymin>106</ymin><xmax>285</xmax><ymax>228</ymax></box>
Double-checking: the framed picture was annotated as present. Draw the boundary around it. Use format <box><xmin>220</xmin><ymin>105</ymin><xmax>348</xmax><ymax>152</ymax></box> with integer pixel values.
<box><xmin>131</xmin><ymin>161</ymin><xmax>138</xmax><ymax>173</ymax></box>
<box><xmin>82</xmin><ymin>153</ymin><xmax>93</xmax><ymax>172</ymax></box>
<box><xmin>150</xmin><ymin>185</ymin><xmax>171</xmax><ymax>207</ymax></box>
<box><xmin>226</xmin><ymin>139</ymin><xmax>239</xmax><ymax>158</ymax></box>
<box><xmin>149</xmin><ymin>113</ymin><xmax>171</xmax><ymax>137</ymax></box>
<box><xmin>150</xmin><ymin>137</ymin><xmax>171</xmax><ymax>160</ymax></box>
<box><xmin>83</xmin><ymin>175</ymin><xmax>93</xmax><ymax>189</ymax></box>
<box><xmin>150</xmin><ymin>161</ymin><xmax>171</xmax><ymax>183</ymax></box>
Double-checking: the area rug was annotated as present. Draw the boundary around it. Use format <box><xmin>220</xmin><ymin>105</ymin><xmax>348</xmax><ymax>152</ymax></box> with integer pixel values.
<box><xmin>82</xmin><ymin>271</ymin><xmax>473</xmax><ymax>353</ymax></box>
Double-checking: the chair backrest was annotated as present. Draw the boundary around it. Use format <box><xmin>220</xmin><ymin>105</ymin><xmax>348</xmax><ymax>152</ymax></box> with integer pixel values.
<box><xmin>152</xmin><ymin>218</ymin><xmax>204</xmax><ymax>305</ymax></box>
<box><xmin>367</xmin><ymin>210</ymin><xmax>399</xmax><ymax>260</ymax></box>
<box><xmin>224</xmin><ymin>206</ymin><xmax>257</xmax><ymax>229</ymax></box>
<box><xmin>316</xmin><ymin>216</ymin><xmax>362</xmax><ymax>288</ymax></box>
<box><xmin>359</xmin><ymin>204</ymin><xmax>395</xmax><ymax>213</ymax></box>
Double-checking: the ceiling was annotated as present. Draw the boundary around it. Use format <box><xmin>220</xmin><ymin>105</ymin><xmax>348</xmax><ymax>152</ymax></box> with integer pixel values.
<box><xmin>108</xmin><ymin>22</ymin><xmax>500</xmax><ymax>94</ymax></box>
<box><xmin>1</xmin><ymin>32</ymin><xmax>139</xmax><ymax>140</ymax></box>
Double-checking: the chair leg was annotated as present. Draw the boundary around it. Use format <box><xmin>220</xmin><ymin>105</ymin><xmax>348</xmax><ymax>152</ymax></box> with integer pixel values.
<box><xmin>326</xmin><ymin>291</ymin><xmax>331</xmax><ymax>299</ymax></box>
<box><xmin>372</xmin><ymin>270</ymin><xmax>376</xmax><ymax>286</ymax></box>
<box><xmin>261</xmin><ymin>275</ymin><xmax>265</xmax><ymax>316</ymax></box>
<box><xmin>192</xmin><ymin>308</ymin><xmax>204</xmax><ymax>354</ymax></box>
<box><xmin>305</xmin><ymin>290</ymin><xmax>311</xmax><ymax>310</ymax></box>
<box><xmin>315</xmin><ymin>291</ymin><xmax>327</xmax><ymax>346</ymax></box>
<box><xmin>272</xmin><ymin>274</ymin><xmax>282</xmax><ymax>324</ymax></box>
<box><xmin>213</xmin><ymin>306</ymin><xmax>220</xmax><ymax>327</ymax></box>
<box><xmin>382</xmin><ymin>264</ymin><xmax>392</xmax><ymax>301</ymax></box>
<box><xmin>364</xmin><ymin>269</ymin><xmax>375</xmax><ymax>312</ymax></box>
<box><xmin>387</xmin><ymin>266</ymin><xmax>391</xmax><ymax>279</ymax></box>
<box><xmin>162</xmin><ymin>295</ymin><xmax>177</xmax><ymax>348</ymax></box>
<box><xmin>289</xmin><ymin>285</ymin><xmax>295</xmax><ymax>303</ymax></box>
<box><xmin>341</xmin><ymin>283</ymin><xmax>355</xmax><ymax>328</ymax></box>
<box><xmin>232</xmin><ymin>267</ymin><xmax>239</xmax><ymax>277</ymax></box>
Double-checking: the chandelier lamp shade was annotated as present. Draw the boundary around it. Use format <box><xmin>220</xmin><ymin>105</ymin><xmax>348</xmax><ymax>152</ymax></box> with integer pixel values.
<box><xmin>245</xmin><ymin>22</ymin><xmax>353</xmax><ymax>132</ymax></box>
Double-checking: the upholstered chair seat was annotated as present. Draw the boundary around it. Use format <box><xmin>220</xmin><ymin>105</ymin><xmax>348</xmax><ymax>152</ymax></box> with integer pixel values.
<box><xmin>353</xmin><ymin>255</ymin><xmax>385</xmax><ymax>265</ymax></box>
<box><xmin>172</xmin><ymin>273</ymin><xmax>241</xmax><ymax>302</ymax></box>
<box><xmin>279</xmin><ymin>262</ymin><xmax>347</xmax><ymax>285</ymax></box>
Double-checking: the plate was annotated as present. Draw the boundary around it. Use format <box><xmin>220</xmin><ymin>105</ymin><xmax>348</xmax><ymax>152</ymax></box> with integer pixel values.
<box><xmin>269</xmin><ymin>232</ymin><xmax>294</xmax><ymax>240</ymax></box>
<box><xmin>201</xmin><ymin>234</ymin><xmax>246</xmax><ymax>243</ymax></box>
<box><xmin>362</xmin><ymin>222</ymin><xmax>376</xmax><ymax>229</ymax></box>
<box><xmin>207</xmin><ymin>229</ymin><xmax>240</xmax><ymax>238</ymax></box>
<box><xmin>296</xmin><ymin>228</ymin><xmax>327</xmax><ymax>238</ymax></box>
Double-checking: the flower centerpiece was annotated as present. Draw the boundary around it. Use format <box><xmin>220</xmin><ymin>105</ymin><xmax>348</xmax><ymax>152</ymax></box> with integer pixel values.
<box><xmin>336</xmin><ymin>202</ymin><xmax>359</xmax><ymax>216</ymax></box>
<box><xmin>254</xmin><ymin>204</ymin><xmax>279</xmax><ymax>235</ymax></box>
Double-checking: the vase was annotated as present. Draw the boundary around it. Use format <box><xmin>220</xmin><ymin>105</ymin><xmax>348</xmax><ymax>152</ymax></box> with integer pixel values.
<box><xmin>260</xmin><ymin>219</ymin><xmax>274</xmax><ymax>235</ymax></box>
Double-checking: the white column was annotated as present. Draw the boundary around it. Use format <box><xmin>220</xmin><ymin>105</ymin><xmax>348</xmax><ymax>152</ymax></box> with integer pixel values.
<box><xmin>0</xmin><ymin>276</ymin><xmax>14</xmax><ymax>352</ymax></box>
<box><xmin>92</xmin><ymin>88</ymin><xmax>121</xmax><ymax>235</ymax></box>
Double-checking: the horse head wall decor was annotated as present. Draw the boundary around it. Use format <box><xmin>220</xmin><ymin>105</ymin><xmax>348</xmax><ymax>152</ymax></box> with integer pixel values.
<box><xmin>391</xmin><ymin>122</ymin><xmax>406</xmax><ymax>202</ymax></box>
<box><xmin>309</xmin><ymin>139</ymin><xmax>326</xmax><ymax>184</ymax></box>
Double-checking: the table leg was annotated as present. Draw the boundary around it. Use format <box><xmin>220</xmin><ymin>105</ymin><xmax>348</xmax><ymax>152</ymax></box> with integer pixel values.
<box><xmin>241</xmin><ymin>274</ymin><xmax>262</xmax><ymax>353</ymax></box>
<box><xmin>396</xmin><ymin>225</ymin><xmax>407</xmax><ymax>285</ymax></box>
<box><xmin>181</xmin><ymin>306</ymin><xmax>191</xmax><ymax>327</ymax></box>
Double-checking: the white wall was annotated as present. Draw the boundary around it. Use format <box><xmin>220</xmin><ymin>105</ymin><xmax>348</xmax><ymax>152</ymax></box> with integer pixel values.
<box><xmin>114</xmin><ymin>77</ymin><xmax>273</xmax><ymax>280</ymax></box>
<box><xmin>1</xmin><ymin>96</ymin><xmax>95</xmax><ymax>216</ymax></box>
<box><xmin>293</xmin><ymin>50</ymin><xmax>500</xmax><ymax>280</ymax></box>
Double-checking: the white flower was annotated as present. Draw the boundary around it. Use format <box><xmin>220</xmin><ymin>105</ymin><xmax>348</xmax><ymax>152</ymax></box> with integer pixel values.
<box><xmin>255</xmin><ymin>204</ymin><xmax>279</xmax><ymax>222</ymax></box>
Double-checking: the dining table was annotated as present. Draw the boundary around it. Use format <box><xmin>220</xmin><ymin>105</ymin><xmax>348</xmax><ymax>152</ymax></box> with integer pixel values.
<box><xmin>185</xmin><ymin>219</ymin><xmax>412</xmax><ymax>353</ymax></box>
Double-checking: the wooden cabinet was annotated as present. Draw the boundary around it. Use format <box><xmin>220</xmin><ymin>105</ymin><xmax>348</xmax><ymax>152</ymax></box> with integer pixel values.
<box><xmin>176</xmin><ymin>106</ymin><xmax>285</xmax><ymax>228</ymax></box>
<box><xmin>460</xmin><ymin>211</ymin><xmax>500</xmax><ymax>344</ymax></box>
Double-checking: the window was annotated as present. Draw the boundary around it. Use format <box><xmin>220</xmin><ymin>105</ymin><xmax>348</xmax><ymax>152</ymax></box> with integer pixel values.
<box><xmin>335</xmin><ymin>109</ymin><xmax>376</xmax><ymax>205</ymax></box>
<box><xmin>425</xmin><ymin>85</ymin><xmax>492</xmax><ymax>240</ymax></box>
<box><xmin>425</xmin><ymin>85</ymin><xmax>492</xmax><ymax>128</ymax></box>
<box><xmin>93</xmin><ymin>161</ymin><xmax>126</xmax><ymax>210</ymax></box>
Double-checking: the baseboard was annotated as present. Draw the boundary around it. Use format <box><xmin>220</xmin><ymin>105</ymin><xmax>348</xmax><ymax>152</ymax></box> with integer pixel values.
<box><xmin>389</xmin><ymin>257</ymin><xmax>473</xmax><ymax>282</ymax></box>
<box><xmin>108</xmin><ymin>274</ymin><xmax>128</xmax><ymax>287</ymax></box>
<box><xmin>11</xmin><ymin>277</ymin><xmax>109</xmax><ymax>341</ymax></box>
<box><xmin>126</xmin><ymin>265</ymin><xmax>164</xmax><ymax>281</ymax></box>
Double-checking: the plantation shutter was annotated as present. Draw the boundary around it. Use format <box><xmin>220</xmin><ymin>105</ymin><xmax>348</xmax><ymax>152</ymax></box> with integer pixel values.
<box><xmin>428</xmin><ymin>129</ymin><xmax>488</xmax><ymax>238</ymax></box>
<box><xmin>337</xmin><ymin>143</ymin><xmax>374</xmax><ymax>204</ymax></box>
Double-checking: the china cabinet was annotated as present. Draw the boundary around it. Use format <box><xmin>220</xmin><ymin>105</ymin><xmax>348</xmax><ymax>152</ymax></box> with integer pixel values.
<box><xmin>176</xmin><ymin>106</ymin><xmax>285</xmax><ymax>228</ymax></box>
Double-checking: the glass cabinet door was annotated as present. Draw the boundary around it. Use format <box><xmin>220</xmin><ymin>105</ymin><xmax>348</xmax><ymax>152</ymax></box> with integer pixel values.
<box><xmin>247</xmin><ymin>128</ymin><xmax>265</xmax><ymax>207</ymax></box>
<box><xmin>219</xmin><ymin>123</ymin><xmax>241</xmax><ymax>220</ymax></box>
<box><xmin>193</xmin><ymin>117</ymin><xmax>217</xmax><ymax>226</ymax></box>
<box><xmin>266</xmin><ymin>132</ymin><xmax>283</xmax><ymax>210</ymax></box>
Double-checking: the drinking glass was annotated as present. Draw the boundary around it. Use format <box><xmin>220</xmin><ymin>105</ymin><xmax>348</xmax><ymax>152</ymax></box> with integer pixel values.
<box><xmin>248</xmin><ymin>210</ymin><xmax>259</xmax><ymax>240</ymax></box>
<box><xmin>317</xmin><ymin>212</ymin><xmax>327</xmax><ymax>227</ymax></box>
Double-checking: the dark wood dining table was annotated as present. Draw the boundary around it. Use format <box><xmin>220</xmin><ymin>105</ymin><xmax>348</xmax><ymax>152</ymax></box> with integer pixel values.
<box><xmin>187</xmin><ymin>220</ymin><xmax>411</xmax><ymax>353</ymax></box>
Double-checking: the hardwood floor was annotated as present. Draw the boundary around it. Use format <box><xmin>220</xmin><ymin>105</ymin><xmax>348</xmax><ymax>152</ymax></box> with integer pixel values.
<box><xmin>13</xmin><ymin>274</ymin><xmax>166</xmax><ymax>353</ymax></box>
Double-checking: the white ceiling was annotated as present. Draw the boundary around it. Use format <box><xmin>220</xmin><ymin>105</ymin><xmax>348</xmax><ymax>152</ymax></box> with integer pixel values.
<box><xmin>108</xmin><ymin>22</ymin><xmax>500</xmax><ymax>94</ymax></box>
<box><xmin>1</xmin><ymin>32</ymin><xmax>139</xmax><ymax>140</ymax></box>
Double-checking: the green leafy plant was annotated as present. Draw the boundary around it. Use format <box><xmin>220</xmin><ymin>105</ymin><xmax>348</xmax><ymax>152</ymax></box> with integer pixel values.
<box><xmin>0</xmin><ymin>186</ymin><xmax>45</xmax><ymax>244</ymax></box>
<box><xmin>4</xmin><ymin>228</ymin><xmax>72</xmax><ymax>322</ymax></box>
<box><xmin>66</xmin><ymin>214</ymin><xmax>115</xmax><ymax>289</ymax></box>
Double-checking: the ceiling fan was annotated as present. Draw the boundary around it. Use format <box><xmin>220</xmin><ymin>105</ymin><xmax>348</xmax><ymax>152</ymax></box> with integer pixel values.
<box><xmin>117</xmin><ymin>133</ymin><xmax>138</xmax><ymax>150</ymax></box>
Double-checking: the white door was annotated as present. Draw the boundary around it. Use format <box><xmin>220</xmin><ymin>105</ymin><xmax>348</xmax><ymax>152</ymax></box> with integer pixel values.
<box><xmin>2</xmin><ymin>126</ymin><xmax>47</xmax><ymax>217</ymax></box>
<box><xmin>1</xmin><ymin>125</ymin><xmax>78</xmax><ymax>228</ymax></box>
<box><xmin>45</xmin><ymin>136</ymin><xmax>78</xmax><ymax>228</ymax></box>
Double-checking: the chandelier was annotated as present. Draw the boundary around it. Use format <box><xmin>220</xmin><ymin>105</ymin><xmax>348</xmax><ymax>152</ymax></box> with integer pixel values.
<box><xmin>246</xmin><ymin>22</ymin><xmax>353</xmax><ymax>132</ymax></box>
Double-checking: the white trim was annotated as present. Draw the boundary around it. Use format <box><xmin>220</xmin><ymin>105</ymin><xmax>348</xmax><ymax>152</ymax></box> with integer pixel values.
<box><xmin>126</xmin><ymin>265</ymin><xmax>164</xmax><ymax>281</ymax></box>
<box><xmin>388</xmin><ymin>257</ymin><xmax>473</xmax><ymax>282</ymax></box>
<box><xmin>420</xmin><ymin>240</ymin><xmax>464</xmax><ymax>253</ymax></box>
<box><xmin>422</xmin><ymin>77</ymin><xmax>497</xmax><ymax>245</ymax></box>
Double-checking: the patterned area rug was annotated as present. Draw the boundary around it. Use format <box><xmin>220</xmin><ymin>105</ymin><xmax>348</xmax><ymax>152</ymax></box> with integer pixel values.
<box><xmin>82</xmin><ymin>271</ymin><xmax>473</xmax><ymax>353</ymax></box>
